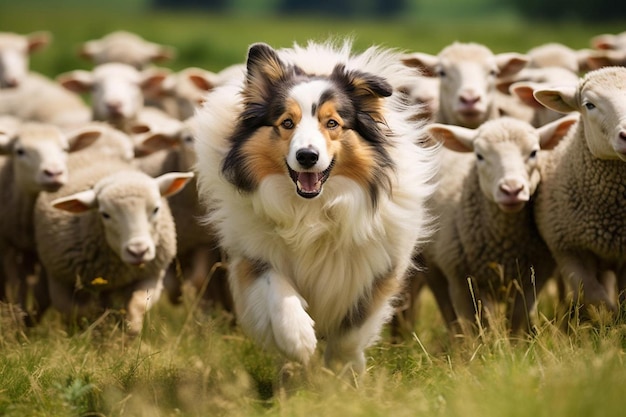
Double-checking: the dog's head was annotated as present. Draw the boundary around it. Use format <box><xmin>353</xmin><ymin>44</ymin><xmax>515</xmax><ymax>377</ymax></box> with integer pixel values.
<box><xmin>222</xmin><ymin>43</ymin><xmax>394</xmax><ymax>202</ymax></box>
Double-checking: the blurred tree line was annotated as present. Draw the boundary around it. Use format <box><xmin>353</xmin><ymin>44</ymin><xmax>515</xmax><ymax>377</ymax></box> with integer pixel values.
<box><xmin>152</xmin><ymin>0</ymin><xmax>626</xmax><ymax>21</ymax></box>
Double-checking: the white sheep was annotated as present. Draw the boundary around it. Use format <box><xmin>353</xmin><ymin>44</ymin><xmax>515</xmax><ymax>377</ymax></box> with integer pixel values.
<box><xmin>0</xmin><ymin>121</ymin><xmax>105</xmax><ymax>320</ymax></box>
<box><xmin>590</xmin><ymin>31</ymin><xmax>626</xmax><ymax>51</ymax></box>
<box><xmin>130</xmin><ymin>114</ymin><xmax>230</xmax><ymax>310</ymax></box>
<box><xmin>525</xmin><ymin>42</ymin><xmax>593</xmax><ymax>74</ymax></box>
<box><xmin>0</xmin><ymin>31</ymin><xmax>50</xmax><ymax>89</ymax></box>
<box><xmin>497</xmin><ymin>67</ymin><xmax>580</xmax><ymax>127</ymax></box>
<box><xmin>533</xmin><ymin>66</ymin><xmax>626</xmax><ymax>313</ymax></box>
<box><xmin>423</xmin><ymin>115</ymin><xmax>577</xmax><ymax>334</ymax></box>
<box><xmin>78</xmin><ymin>30</ymin><xmax>176</xmax><ymax>70</ymax></box>
<box><xmin>57</xmin><ymin>62</ymin><xmax>169</xmax><ymax>132</ymax></box>
<box><xmin>401</xmin><ymin>42</ymin><xmax>529</xmax><ymax>128</ymax></box>
<box><xmin>34</xmin><ymin>158</ymin><xmax>193</xmax><ymax>334</ymax></box>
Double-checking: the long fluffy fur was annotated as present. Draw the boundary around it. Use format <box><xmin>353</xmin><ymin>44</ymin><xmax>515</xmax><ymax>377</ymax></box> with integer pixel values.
<box><xmin>192</xmin><ymin>40</ymin><xmax>439</xmax><ymax>373</ymax></box>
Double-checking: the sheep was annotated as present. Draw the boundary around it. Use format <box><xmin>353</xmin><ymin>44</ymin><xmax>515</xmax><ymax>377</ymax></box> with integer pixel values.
<box><xmin>422</xmin><ymin>115</ymin><xmax>578</xmax><ymax>334</ymax></box>
<box><xmin>397</xmin><ymin>73</ymin><xmax>440</xmax><ymax>122</ymax></box>
<box><xmin>34</xmin><ymin>158</ymin><xmax>193</xmax><ymax>334</ymax></box>
<box><xmin>590</xmin><ymin>31</ymin><xmax>626</xmax><ymax>51</ymax></box>
<box><xmin>496</xmin><ymin>66</ymin><xmax>580</xmax><ymax>127</ymax></box>
<box><xmin>78</xmin><ymin>30</ymin><xmax>176</xmax><ymax>70</ymax></box>
<box><xmin>0</xmin><ymin>121</ymin><xmax>106</xmax><ymax>320</ymax></box>
<box><xmin>533</xmin><ymin>66</ymin><xmax>626</xmax><ymax>314</ymax></box>
<box><xmin>0</xmin><ymin>31</ymin><xmax>50</xmax><ymax>89</ymax></box>
<box><xmin>401</xmin><ymin>42</ymin><xmax>529</xmax><ymax>128</ymax></box>
<box><xmin>57</xmin><ymin>62</ymin><xmax>170</xmax><ymax>132</ymax></box>
<box><xmin>130</xmin><ymin>114</ymin><xmax>230</xmax><ymax>311</ymax></box>
<box><xmin>525</xmin><ymin>42</ymin><xmax>593</xmax><ymax>74</ymax></box>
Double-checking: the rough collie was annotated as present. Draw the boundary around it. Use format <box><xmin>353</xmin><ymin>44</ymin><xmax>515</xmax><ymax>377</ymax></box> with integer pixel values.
<box><xmin>193</xmin><ymin>40</ymin><xmax>439</xmax><ymax>375</ymax></box>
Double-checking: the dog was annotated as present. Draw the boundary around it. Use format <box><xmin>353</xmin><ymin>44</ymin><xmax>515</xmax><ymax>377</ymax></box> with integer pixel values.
<box><xmin>192</xmin><ymin>40</ymin><xmax>439</xmax><ymax>375</ymax></box>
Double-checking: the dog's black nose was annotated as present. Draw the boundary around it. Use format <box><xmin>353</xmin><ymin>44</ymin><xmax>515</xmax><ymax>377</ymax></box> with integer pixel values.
<box><xmin>296</xmin><ymin>148</ymin><xmax>319</xmax><ymax>168</ymax></box>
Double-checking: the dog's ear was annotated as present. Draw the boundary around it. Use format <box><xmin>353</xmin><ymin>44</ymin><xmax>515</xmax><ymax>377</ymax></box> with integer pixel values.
<box><xmin>330</xmin><ymin>64</ymin><xmax>392</xmax><ymax>123</ymax></box>
<box><xmin>244</xmin><ymin>43</ymin><xmax>292</xmax><ymax>112</ymax></box>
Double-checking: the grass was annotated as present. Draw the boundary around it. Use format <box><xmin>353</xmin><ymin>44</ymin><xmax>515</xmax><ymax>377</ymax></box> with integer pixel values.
<box><xmin>2</xmin><ymin>289</ymin><xmax>626</xmax><ymax>417</ymax></box>
<box><xmin>1</xmin><ymin>5</ymin><xmax>626</xmax><ymax>416</ymax></box>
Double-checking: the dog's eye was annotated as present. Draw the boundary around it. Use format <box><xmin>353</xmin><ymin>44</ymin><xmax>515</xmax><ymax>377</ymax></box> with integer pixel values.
<box><xmin>281</xmin><ymin>119</ymin><xmax>294</xmax><ymax>129</ymax></box>
<box><xmin>326</xmin><ymin>119</ymin><xmax>339</xmax><ymax>129</ymax></box>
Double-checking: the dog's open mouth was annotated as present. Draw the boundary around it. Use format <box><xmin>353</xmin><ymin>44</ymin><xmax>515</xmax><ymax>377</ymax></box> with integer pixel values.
<box><xmin>287</xmin><ymin>159</ymin><xmax>335</xmax><ymax>199</ymax></box>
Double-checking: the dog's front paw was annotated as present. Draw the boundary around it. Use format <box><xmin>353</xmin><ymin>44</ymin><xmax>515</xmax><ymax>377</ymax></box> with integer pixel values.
<box><xmin>272</xmin><ymin>296</ymin><xmax>317</xmax><ymax>364</ymax></box>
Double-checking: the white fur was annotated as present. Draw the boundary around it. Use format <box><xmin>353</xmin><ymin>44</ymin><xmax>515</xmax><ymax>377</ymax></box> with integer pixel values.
<box><xmin>193</xmin><ymin>41</ymin><xmax>439</xmax><ymax>372</ymax></box>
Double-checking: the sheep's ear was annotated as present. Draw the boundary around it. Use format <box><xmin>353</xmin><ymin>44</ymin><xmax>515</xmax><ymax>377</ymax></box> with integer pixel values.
<box><xmin>66</xmin><ymin>127</ymin><xmax>104</xmax><ymax>153</ymax></box>
<box><xmin>495</xmin><ymin>53</ymin><xmax>529</xmax><ymax>78</ymax></box>
<box><xmin>537</xmin><ymin>114</ymin><xmax>579</xmax><ymax>150</ymax></box>
<box><xmin>426</xmin><ymin>123</ymin><xmax>475</xmax><ymax>153</ymax></box>
<box><xmin>57</xmin><ymin>70</ymin><xmax>94</xmax><ymax>93</ymax></box>
<box><xmin>155</xmin><ymin>172</ymin><xmax>194</xmax><ymax>198</ymax></box>
<box><xmin>26</xmin><ymin>31</ymin><xmax>51</xmax><ymax>53</ymax></box>
<box><xmin>533</xmin><ymin>86</ymin><xmax>578</xmax><ymax>113</ymax></box>
<box><xmin>140</xmin><ymin>68</ymin><xmax>170</xmax><ymax>92</ymax></box>
<box><xmin>52</xmin><ymin>190</ymin><xmax>97</xmax><ymax>213</ymax></box>
<box><xmin>148</xmin><ymin>43</ymin><xmax>176</xmax><ymax>63</ymax></box>
<box><xmin>585</xmin><ymin>50</ymin><xmax>626</xmax><ymax>70</ymax></box>
<box><xmin>186</xmin><ymin>68</ymin><xmax>218</xmax><ymax>92</ymax></box>
<box><xmin>78</xmin><ymin>39</ymin><xmax>102</xmax><ymax>60</ymax></box>
<box><xmin>591</xmin><ymin>33</ymin><xmax>617</xmax><ymax>50</ymax></box>
<box><xmin>136</xmin><ymin>133</ymin><xmax>179</xmax><ymax>156</ymax></box>
<box><xmin>400</xmin><ymin>52</ymin><xmax>439</xmax><ymax>77</ymax></box>
<box><xmin>510</xmin><ymin>82</ymin><xmax>545</xmax><ymax>109</ymax></box>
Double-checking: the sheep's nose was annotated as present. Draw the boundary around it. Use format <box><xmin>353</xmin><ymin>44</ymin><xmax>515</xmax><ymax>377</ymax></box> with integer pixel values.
<box><xmin>43</xmin><ymin>168</ymin><xmax>64</xmax><ymax>179</ymax></box>
<box><xmin>460</xmin><ymin>93</ymin><xmax>481</xmax><ymax>106</ymax></box>
<box><xmin>296</xmin><ymin>148</ymin><xmax>319</xmax><ymax>169</ymax></box>
<box><xmin>499</xmin><ymin>181</ymin><xmax>524</xmax><ymax>197</ymax></box>
<box><xmin>3</xmin><ymin>77</ymin><xmax>18</xmax><ymax>88</ymax></box>
<box><xmin>126</xmin><ymin>242</ymin><xmax>149</xmax><ymax>259</ymax></box>
<box><xmin>106</xmin><ymin>100</ymin><xmax>123</xmax><ymax>114</ymax></box>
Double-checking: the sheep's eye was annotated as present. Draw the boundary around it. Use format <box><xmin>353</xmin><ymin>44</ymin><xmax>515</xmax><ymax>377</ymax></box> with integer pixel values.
<box><xmin>488</xmin><ymin>69</ymin><xmax>498</xmax><ymax>77</ymax></box>
<box><xmin>281</xmin><ymin>119</ymin><xmax>294</xmax><ymax>129</ymax></box>
<box><xmin>476</xmin><ymin>153</ymin><xmax>484</xmax><ymax>161</ymax></box>
<box><xmin>584</xmin><ymin>102</ymin><xmax>596</xmax><ymax>110</ymax></box>
<box><xmin>326</xmin><ymin>119</ymin><xmax>339</xmax><ymax>129</ymax></box>
<box><xmin>152</xmin><ymin>206</ymin><xmax>160</xmax><ymax>216</ymax></box>
<box><xmin>437</xmin><ymin>68</ymin><xmax>446</xmax><ymax>77</ymax></box>
<box><xmin>100</xmin><ymin>212</ymin><xmax>110</xmax><ymax>220</ymax></box>
<box><xmin>183</xmin><ymin>135</ymin><xmax>194</xmax><ymax>144</ymax></box>
<box><xmin>15</xmin><ymin>147</ymin><xmax>25</xmax><ymax>157</ymax></box>
<box><xmin>529</xmin><ymin>149</ymin><xmax>538</xmax><ymax>159</ymax></box>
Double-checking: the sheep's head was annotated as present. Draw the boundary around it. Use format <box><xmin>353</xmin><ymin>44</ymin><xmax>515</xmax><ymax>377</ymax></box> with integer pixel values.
<box><xmin>51</xmin><ymin>171</ymin><xmax>193</xmax><ymax>266</ymax></box>
<box><xmin>534</xmin><ymin>66</ymin><xmax>626</xmax><ymax>162</ymax></box>
<box><xmin>402</xmin><ymin>42</ymin><xmax>528</xmax><ymax>128</ymax></box>
<box><xmin>58</xmin><ymin>63</ymin><xmax>169</xmax><ymax>127</ymax></box>
<box><xmin>1</xmin><ymin>122</ymin><xmax>103</xmax><ymax>194</ymax></box>
<box><xmin>427</xmin><ymin>115</ymin><xmax>577</xmax><ymax>212</ymax></box>
<box><xmin>0</xmin><ymin>31</ymin><xmax>50</xmax><ymax>88</ymax></box>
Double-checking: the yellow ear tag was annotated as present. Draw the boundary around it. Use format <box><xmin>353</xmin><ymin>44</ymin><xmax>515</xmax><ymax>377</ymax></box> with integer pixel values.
<box><xmin>91</xmin><ymin>277</ymin><xmax>109</xmax><ymax>286</ymax></box>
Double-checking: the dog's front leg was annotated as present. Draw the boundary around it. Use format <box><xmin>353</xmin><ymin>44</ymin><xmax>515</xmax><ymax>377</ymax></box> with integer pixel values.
<box><xmin>230</xmin><ymin>256</ymin><xmax>317</xmax><ymax>365</ymax></box>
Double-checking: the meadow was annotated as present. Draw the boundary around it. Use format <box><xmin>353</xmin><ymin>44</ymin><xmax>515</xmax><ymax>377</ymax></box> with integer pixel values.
<box><xmin>1</xmin><ymin>3</ymin><xmax>626</xmax><ymax>416</ymax></box>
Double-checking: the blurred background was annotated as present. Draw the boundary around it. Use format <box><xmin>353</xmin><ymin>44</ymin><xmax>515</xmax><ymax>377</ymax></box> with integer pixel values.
<box><xmin>0</xmin><ymin>0</ymin><xmax>624</xmax><ymax>76</ymax></box>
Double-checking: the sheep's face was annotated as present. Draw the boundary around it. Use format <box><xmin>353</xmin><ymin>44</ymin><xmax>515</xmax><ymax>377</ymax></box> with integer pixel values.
<box><xmin>473</xmin><ymin>126</ymin><xmax>540</xmax><ymax>213</ymax></box>
<box><xmin>578</xmin><ymin>69</ymin><xmax>626</xmax><ymax>161</ymax></box>
<box><xmin>92</xmin><ymin>64</ymin><xmax>146</xmax><ymax>123</ymax></box>
<box><xmin>11</xmin><ymin>125</ymin><xmax>70</xmax><ymax>193</ymax></box>
<box><xmin>436</xmin><ymin>44</ymin><xmax>500</xmax><ymax>129</ymax></box>
<box><xmin>0</xmin><ymin>32</ymin><xmax>48</xmax><ymax>88</ymax></box>
<box><xmin>97</xmin><ymin>180</ymin><xmax>162</xmax><ymax>266</ymax></box>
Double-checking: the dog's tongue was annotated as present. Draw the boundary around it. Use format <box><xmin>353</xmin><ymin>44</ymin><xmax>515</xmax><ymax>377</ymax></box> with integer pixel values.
<box><xmin>298</xmin><ymin>172</ymin><xmax>319</xmax><ymax>193</ymax></box>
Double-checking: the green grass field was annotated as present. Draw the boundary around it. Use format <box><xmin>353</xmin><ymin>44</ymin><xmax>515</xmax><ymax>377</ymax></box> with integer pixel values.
<box><xmin>1</xmin><ymin>4</ymin><xmax>626</xmax><ymax>416</ymax></box>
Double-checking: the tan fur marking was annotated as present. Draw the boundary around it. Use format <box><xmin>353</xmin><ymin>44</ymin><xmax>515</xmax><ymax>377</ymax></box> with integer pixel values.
<box><xmin>240</xmin><ymin>127</ymin><xmax>290</xmax><ymax>182</ymax></box>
